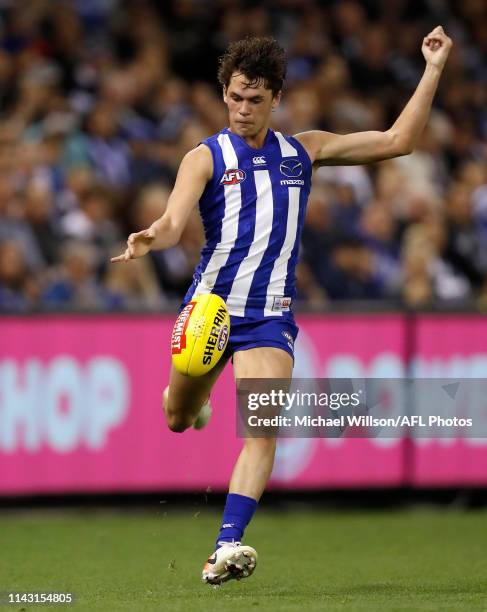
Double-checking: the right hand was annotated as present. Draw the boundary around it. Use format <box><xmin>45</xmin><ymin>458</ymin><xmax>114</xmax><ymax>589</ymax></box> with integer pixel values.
<box><xmin>110</xmin><ymin>227</ymin><xmax>156</xmax><ymax>263</ymax></box>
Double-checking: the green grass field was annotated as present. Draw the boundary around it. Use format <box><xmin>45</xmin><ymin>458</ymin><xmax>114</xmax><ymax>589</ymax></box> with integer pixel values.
<box><xmin>1</xmin><ymin>508</ymin><xmax>486</xmax><ymax>611</ymax></box>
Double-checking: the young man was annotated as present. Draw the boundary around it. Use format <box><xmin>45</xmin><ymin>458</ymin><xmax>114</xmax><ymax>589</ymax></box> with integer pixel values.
<box><xmin>112</xmin><ymin>29</ymin><xmax>452</xmax><ymax>584</ymax></box>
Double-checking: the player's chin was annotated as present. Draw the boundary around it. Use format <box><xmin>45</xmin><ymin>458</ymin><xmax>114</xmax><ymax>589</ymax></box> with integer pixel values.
<box><xmin>235</xmin><ymin>121</ymin><xmax>255</xmax><ymax>134</ymax></box>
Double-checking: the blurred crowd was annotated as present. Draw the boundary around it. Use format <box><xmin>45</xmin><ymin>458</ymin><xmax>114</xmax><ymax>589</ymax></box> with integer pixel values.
<box><xmin>0</xmin><ymin>0</ymin><xmax>486</xmax><ymax>312</ymax></box>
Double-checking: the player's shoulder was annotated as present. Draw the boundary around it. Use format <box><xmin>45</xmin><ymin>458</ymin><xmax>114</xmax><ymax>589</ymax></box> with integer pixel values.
<box><xmin>181</xmin><ymin>143</ymin><xmax>214</xmax><ymax>181</ymax></box>
<box><xmin>290</xmin><ymin>130</ymin><xmax>316</xmax><ymax>149</ymax></box>
<box><xmin>191</xmin><ymin>129</ymin><xmax>229</xmax><ymax>170</ymax></box>
<box><xmin>274</xmin><ymin>129</ymin><xmax>314</xmax><ymax>167</ymax></box>
<box><xmin>199</xmin><ymin>128</ymin><xmax>227</xmax><ymax>148</ymax></box>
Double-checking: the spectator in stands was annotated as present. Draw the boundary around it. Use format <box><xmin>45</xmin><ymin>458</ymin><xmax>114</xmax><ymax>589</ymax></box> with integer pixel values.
<box><xmin>60</xmin><ymin>184</ymin><xmax>121</xmax><ymax>268</ymax></box>
<box><xmin>42</xmin><ymin>240</ymin><xmax>107</xmax><ymax>310</ymax></box>
<box><xmin>0</xmin><ymin>240</ymin><xmax>38</xmax><ymax>312</ymax></box>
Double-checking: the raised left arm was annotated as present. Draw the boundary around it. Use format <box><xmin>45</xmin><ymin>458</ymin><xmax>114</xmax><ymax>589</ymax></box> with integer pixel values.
<box><xmin>295</xmin><ymin>26</ymin><xmax>452</xmax><ymax>166</ymax></box>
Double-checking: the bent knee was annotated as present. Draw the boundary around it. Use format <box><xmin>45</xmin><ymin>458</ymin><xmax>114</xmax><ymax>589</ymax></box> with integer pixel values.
<box><xmin>166</xmin><ymin>413</ymin><xmax>193</xmax><ymax>433</ymax></box>
<box><xmin>168</xmin><ymin>423</ymin><xmax>189</xmax><ymax>433</ymax></box>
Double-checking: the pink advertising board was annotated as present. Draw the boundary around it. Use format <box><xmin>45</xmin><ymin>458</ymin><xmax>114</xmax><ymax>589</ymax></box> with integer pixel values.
<box><xmin>271</xmin><ymin>315</ymin><xmax>406</xmax><ymax>488</ymax></box>
<box><xmin>0</xmin><ymin>316</ymin><xmax>239</xmax><ymax>495</ymax></box>
<box><xmin>409</xmin><ymin>315</ymin><xmax>487</xmax><ymax>486</ymax></box>
<box><xmin>2</xmin><ymin>313</ymin><xmax>486</xmax><ymax>495</ymax></box>
<box><xmin>0</xmin><ymin>314</ymin><xmax>407</xmax><ymax>495</ymax></box>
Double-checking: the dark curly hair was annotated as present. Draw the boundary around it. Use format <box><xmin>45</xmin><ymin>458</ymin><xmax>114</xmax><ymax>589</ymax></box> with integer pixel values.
<box><xmin>217</xmin><ymin>37</ymin><xmax>287</xmax><ymax>97</ymax></box>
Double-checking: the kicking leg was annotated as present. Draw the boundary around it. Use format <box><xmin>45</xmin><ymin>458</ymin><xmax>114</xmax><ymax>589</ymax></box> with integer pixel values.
<box><xmin>163</xmin><ymin>357</ymin><xmax>229</xmax><ymax>433</ymax></box>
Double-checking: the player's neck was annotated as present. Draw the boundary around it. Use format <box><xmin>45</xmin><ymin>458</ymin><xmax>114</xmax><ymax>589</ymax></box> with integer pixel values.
<box><xmin>228</xmin><ymin>125</ymin><xmax>270</xmax><ymax>149</ymax></box>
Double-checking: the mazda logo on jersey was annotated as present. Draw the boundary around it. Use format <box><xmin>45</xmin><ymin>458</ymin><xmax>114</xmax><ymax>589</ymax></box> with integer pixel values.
<box><xmin>220</xmin><ymin>169</ymin><xmax>246</xmax><ymax>185</ymax></box>
<box><xmin>280</xmin><ymin>159</ymin><xmax>303</xmax><ymax>178</ymax></box>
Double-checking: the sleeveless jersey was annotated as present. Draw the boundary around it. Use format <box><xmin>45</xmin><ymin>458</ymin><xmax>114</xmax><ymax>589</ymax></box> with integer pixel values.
<box><xmin>183</xmin><ymin>127</ymin><xmax>312</xmax><ymax>318</ymax></box>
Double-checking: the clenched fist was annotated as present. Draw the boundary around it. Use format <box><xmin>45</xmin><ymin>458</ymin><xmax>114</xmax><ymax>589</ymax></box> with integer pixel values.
<box><xmin>422</xmin><ymin>26</ymin><xmax>452</xmax><ymax>70</ymax></box>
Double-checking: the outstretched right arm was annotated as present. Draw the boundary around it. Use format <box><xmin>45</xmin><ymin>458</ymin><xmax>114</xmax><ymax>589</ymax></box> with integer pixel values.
<box><xmin>111</xmin><ymin>144</ymin><xmax>212</xmax><ymax>263</ymax></box>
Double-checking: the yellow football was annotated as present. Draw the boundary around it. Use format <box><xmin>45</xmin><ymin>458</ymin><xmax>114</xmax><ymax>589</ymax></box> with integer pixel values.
<box><xmin>171</xmin><ymin>293</ymin><xmax>230</xmax><ymax>377</ymax></box>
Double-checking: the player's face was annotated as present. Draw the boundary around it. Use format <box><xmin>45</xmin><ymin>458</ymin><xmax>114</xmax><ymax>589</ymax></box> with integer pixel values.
<box><xmin>224</xmin><ymin>72</ymin><xmax>280</xmax><ymax>140</ymax></box>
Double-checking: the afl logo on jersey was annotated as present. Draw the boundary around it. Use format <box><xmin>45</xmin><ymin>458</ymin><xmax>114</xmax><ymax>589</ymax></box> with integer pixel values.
<box><xmin>280</xmin><ymin>159</ymin><xmax>303</xmax><ymax>178</ymax></box>
<box><xmin>220</xmin><ymin>169</ymin><xmax>246</xmax><ymax>185</ymax></box>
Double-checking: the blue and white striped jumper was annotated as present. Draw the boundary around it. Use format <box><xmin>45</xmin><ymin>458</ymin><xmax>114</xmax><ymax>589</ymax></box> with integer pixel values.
<box><xmin>182</xmin><ymin>127</ymin><xmax>312</xmax><ymax>325</ymax></box>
